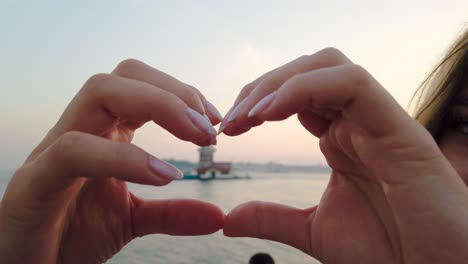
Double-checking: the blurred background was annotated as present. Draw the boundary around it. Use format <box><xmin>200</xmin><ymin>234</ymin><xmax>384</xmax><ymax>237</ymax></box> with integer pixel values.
<box><xmin>1</xmin><ymin>1</ymin><xmax>467</xmax><ymax>263</ymax></box>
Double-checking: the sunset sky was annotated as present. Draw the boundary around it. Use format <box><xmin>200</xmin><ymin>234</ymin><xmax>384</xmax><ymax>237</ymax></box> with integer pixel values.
<box><xmin>1</xmin><ymin>1</ymin><xmax>467</xmax><ymax>169</ymax></box>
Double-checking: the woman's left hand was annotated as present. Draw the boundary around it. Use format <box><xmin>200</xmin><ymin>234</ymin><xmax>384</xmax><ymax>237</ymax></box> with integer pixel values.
<box><xmin>0</xmin><ymin>59</ymin><xmax>225</xmax><ymax>264</ymax></box>
<box><xmin>221</xmin><ymin>49</ymin><xmax>468</xmax><ymax>264</ymax></box>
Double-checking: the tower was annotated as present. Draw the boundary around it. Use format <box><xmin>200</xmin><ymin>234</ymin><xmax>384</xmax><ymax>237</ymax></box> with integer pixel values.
<box><xmin>198</xmin><ymin>146</ymin><xmax>216</xmax><ymax>168</ymax></box>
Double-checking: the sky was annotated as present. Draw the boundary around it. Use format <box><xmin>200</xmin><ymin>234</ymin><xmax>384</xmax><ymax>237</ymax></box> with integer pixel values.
<box><xmin>1</xmin><ymin>0</ymin><xmax>467</xmax><ymax>169</ymax></box>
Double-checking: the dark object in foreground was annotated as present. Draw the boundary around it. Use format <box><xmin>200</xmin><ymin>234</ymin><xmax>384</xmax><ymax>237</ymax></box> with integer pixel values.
<box><xmin>250</xmin><ymin>253</ymin><xmax>274</xmax><ymax>264</ymax></box>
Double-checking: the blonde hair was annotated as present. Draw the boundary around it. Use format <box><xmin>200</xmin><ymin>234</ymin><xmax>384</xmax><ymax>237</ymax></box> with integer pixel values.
<box><xmin>412</xmin><ymin>28</ymin><xmax>468</xmax><ymax>141</ymax></box>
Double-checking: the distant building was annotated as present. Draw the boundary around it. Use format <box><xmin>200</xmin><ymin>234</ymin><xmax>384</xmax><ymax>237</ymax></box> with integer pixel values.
<box><xmin>196</xmin><ymin>146</ymin><xmax>232</xmax><ymax>178</ymax></box>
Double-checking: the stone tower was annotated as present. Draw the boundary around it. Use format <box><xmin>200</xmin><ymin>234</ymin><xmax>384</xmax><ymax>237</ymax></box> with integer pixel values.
<box><xmin>198</xmin><ymin>146</ymin><xmax>215</xmax><ymax>168</ymax></box>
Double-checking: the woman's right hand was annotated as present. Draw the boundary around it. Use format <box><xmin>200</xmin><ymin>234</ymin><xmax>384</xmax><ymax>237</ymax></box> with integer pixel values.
<box><xmin>0</xmin><ymin>59</ymin><xmax>225</xmax><ymax>264</ymax></box>
<box><xmin>222</xmin><ymin>48</ymin><xmax>468</xmax><ymax>263</ymax></box>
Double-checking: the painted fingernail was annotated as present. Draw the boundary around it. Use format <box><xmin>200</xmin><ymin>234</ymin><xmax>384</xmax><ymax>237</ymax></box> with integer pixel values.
<box><xmin>205</xmin><ymin>101</ymin><xmax>223</xmax><ymax>121</ymax></box>
<box><xmin>248</xmin><ymin>91</ymin><xmax>277</xmax><ymax>117</ymax></box>
<box><xmin>227</xmin><ymin>97</ymin><xmax>250</xmax><ymax>123</ymax></box>
<box><xmin>187</xmin><ymin>108</ymin><xmax>217</xmax><ymax>136</ymax></box>
<box><xmin>218</xmin><ymin>107</ymin><xmax>234</xmax><ymax>134</ymax></box>
<box><xmin>210</xmin><ymin>135</ymin><xmax>217</xmax><ymax>145</ymax></box>
<box><xmin>149</xmin><ymin>157</ymin><xmax>184</xmax><ymax>179</ymax></box>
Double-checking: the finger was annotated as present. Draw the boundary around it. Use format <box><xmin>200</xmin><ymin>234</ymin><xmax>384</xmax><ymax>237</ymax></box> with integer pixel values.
<box><xmin>42</xmin><ymin>74</ymin><xmax>216</xmax><ymax>152</ymax></box>
<box><xmin>132</xmin><ymin>197</ymin><xmax>225</xmax><ymax>236</ymax></box>
<box><xmin>203</xmin><ymin>99</ymin><xmax>223</xmax><ymax>125</ymax></box>
<box><xmin>297</xmin><ymin>110</ymin><xmax>331</xmax><ymax>138</ymax></box>
<box><xmin>217</xmin><ymin>67</ymin><xmax>278</xmax><ymax>134</ymax></box>
<box><xmin>187</xmin><ymin>84</ymin><xmax>223</xmax><ymax>125</ymax></box>
<box><xmin>248</xmin><ymin>63</ymin><xmax>455</xmax><ymax>183</ymax></box>
<box><xmin>13</xmin><ymin>132</ymin><xmax>183</xmax><ymax>205</ymax></box>
<box><xmin>224</xmin><ymin>201</ymin><xmax>315</xmax><ymax>254</ymax></box>
<box><xmin>254</xmin><ymin>64</ymin><xmax>413</xmax><ymax>138</ymax></box>
<box><xmin>112</xmin><ymin>59</ymin><xmax>207</xmax><ymax>116</ymax></box>
<box><xmin>221</xmin><ymin>48</ymin><xmax>352</xmax><ymax>136</ymax></box>
<box><xmin>233</xmin><ymin>68</ymin><xmax>276</xmax><ymax>106</ymax></box>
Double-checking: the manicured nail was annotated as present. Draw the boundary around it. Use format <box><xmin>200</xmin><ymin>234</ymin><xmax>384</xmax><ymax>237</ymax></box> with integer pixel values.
<box><xmin>187</xmin><ymin>108</ymin><xmax>217</xmax><ymax>136</ymax></box>
<box><xmin>205</xmin><ymin>101</ymin><xmax>223</xmax><ymax>121</ymax></box>
<box><xmin>149</xmin><ymin>157</ymin><xmax>184</xmax><ymax>179</ymax></box>
<box><xmin>248</xmin><ymin>91</ymin><xmax>277</xmax><ymax>117</ymax></box>
<box><xmin>218</xmin><ymin>107</ymin><xmax>234</xmax><ymax>134</ymax></box>
<box><xmin>210</xmin><ymin>135</ymin><xmax>217</xmax><ymax>145</ymax></box>
<box><xmin>227</xmin><ymin>97</ymin><xmax>250</xmax><ymax>123</ymax></box>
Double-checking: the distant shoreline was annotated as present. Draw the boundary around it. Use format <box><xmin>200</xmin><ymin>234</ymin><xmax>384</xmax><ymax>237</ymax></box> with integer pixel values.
<box><xmin>1</xmin><ymin>161</ymin><xmax>332</xmax><ymax>175</ymax></box>
<box><xmin>165</xmin><ymin>159</ymin><xmax>331</xmax><ymax>174</ymax></box>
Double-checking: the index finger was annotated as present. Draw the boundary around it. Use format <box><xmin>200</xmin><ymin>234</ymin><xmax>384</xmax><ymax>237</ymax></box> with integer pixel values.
<box><xmin>259</xmin><ymin>64</ymin><xmax>417</xmax><ymax>138</ymax></box>
<box><xmin>221</xmin><ymin>48</ymin><xmax>352</xmax><ymax>135</ymax></box>
<box><xmin>29</xmin><ymin>74</ymin><xmax>217</xmax><ymax>162</ymax></box>
<box><xmin>112</xmin><ymin>59</ymin><xmax>207</xmax><ymax>116</ymax></box>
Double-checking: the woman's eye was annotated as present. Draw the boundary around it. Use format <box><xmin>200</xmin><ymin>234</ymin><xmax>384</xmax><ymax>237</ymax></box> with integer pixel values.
<box><xmin>456</xmin><ymin>123</ymin><xmax>468</xmax><ymax>135</ymax></box>
<box><xmin>450</xmin><ymin>112</ymin><xmax>468</xmax><ymax>135</ymax></box>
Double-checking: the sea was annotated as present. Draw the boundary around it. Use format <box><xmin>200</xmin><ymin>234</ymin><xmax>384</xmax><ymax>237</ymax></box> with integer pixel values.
<box><xmin>0</xmin><ymin>170</ymin><xmax>328</xmax><ymax>264</ymax></box>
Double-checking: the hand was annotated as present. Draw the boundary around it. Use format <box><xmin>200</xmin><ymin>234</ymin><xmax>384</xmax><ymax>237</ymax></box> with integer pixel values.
<box><xmin>0</xmin><ymin>59</ymin><xmax>225</xmax><ymax>264</ymax></box>
<box><xmin>222</xmin><ymin>48</ymin><xmax>468</xmax><ymax>263</ymax></box>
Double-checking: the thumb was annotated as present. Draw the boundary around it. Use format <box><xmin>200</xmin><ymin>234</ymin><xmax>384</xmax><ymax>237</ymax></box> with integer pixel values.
<box><xmin>223</xmin><ymin>201</ymin><xmax>316</xmax><ymax>254</ymax></box>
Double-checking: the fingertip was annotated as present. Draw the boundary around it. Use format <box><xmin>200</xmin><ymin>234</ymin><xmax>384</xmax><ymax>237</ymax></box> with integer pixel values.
<box><xmin>205</xmin><ymin>100</ymin><xmax>223</xmax><ymax>125</ymax></box>
<box><xmin>218</xmin><ymin>119</ymin><xmax>230</xmax><ymax>135</ymax></box>
<box><xmin>220</xmin><ymin>126</ymin><xmax>251</xmax><ymax>137</ymax></box>
<box><xmin>133</xmin><ymin>199</ymin><xmax>226</xmax><ymax>237</ymax></box>
<box><xmin>193</xmin><ymin>134</ymin><xmax>217</xmax><ymax>147</ymax></box>
<box><xmin>184</xmin><ymin>201</ymin><xmax>226</xmax><ymax>235</ymax></box>
<box><xmin>223</xmin><ymin>201</ymin><xmax>257</xmax><ymax>237</ymax></box>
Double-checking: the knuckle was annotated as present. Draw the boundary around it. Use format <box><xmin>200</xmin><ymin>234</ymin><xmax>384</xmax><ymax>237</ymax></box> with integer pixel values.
<box><xmin>345</xmin><ymin>64</ymin><xmax>373</xmax><ymax>87</ymax></box>
<box><xmin>82</xmin><ymin>73</ymin><xmax>112</xmax><ymax>95</ymax></box>
<box><xmin>318</xmin><ymin>47</ymin><xmax>347</xmax><ymax>64</ymax></box>
<box><xmin>190</xmin><ymin>86</ymin><xmax>206</xmax><ymax>101</ymax></box>
<box><xmin>114</xmin><ymin>58</ymin><xmax>144</xmax><ymax>77</ymax></box>
<box><xmin>183</xmin><ymin>88</ymin><xmax>203</xmax><ymax>108</ymax></box>
<box><xmin>259</xmin><ymin>74</ymin><xmax>282</xmax><ymax>90</ymax></box>
<box><xmin>320</xmin><ymin>47</ymin><xmax>345</xmax><ymax>58</ymax></box>
<box><xmin>286</xmin><ymin>72</ymin><xmax>305</xmax><ymax>87</ymax></box>
<box><xmin>239</xmin><ymin>82</ymin><xmax>256</xmax><ymax>97</ymax></box>
<box><xmin>296</xmin><ymin>54</ymin><xmax>310</xmax><ymax>63</ymax></box>
<box><xmin>51</xmin><ymin>131</ymin><xmax>86</xmax><ymax>162</ymax></box>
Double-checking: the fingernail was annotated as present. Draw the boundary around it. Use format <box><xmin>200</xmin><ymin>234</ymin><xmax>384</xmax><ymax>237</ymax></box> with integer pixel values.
<box><xmin>149</xmin><ymin>157</ymin><xmax>184</xmax><ymax>179</ymax></box>
<box><xmin>218</xmin><ymin>107</ymin><xmax>234</xmax><ymax>134</ymax></box>
<box><xmin>187</xmin><ymin>108</ymin><xmax>217</xmax><ymax>136</ymax></box>
<box><xmin>227</xmin><ymin>97</ymin><xmax>250</xmax><ymax>123</ymax></box>
<box><xmin>210</xmin><ymin>135</ymin><xmax>217</xmax><ymax>145</ymax></box>
<box><xmin>205</xmin><ymin>101</ymin><xmax>223</xmax><ymax>121</ymax></box>
<box><xmin>248</xmin><ymin>91</ymin><xmax>277</xmax><ymax>117</ymax></box>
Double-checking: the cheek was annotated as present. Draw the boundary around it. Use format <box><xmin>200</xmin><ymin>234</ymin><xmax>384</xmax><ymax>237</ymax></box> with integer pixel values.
<box><xmin>439</xmin><ymin>132</ymin><xmax>468</xmax><ymax>184</ymax></box>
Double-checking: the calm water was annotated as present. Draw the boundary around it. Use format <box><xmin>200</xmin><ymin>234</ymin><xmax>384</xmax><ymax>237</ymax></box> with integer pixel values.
<box><xmin>0</xmin><ymin>171</ymin><xmax>329</xmax><ymax>264</ymax></box>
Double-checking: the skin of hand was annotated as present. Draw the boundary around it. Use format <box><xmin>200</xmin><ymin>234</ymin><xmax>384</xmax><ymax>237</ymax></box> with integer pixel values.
<box><xmin>0</xmin><ymin>59</ymin><xmax>225</xmax><ymax>264</ymax></box>
<box><xmin>221</xmin><ymin>48</ymin><xmax>468</xmax><ymax>263</ymax></box>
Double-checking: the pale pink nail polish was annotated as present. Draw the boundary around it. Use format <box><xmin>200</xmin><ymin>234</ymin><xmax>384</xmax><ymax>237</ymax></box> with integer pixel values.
<box><xmin>248</xmin><ymin>91</ymin><xmax>277</xmax><ymax>117</ymax></box>
<box><xmin>187</xmin><ymin>108</ymin><xmax>217</xmax><ymax>136</ymax></box>
<box><xmin>218</xmin><ymin>107</ymin><xmax>234</xmax><ymax>134</ymax></box>
<box><xmin>205</xmin><ymin>101</ymin><xmax>223</xmax><ymax>121</ymax></box>
<box><xmin>227</xmin><ymin>97</ymin><xmax>250</xmax><ymax>123</ymax></box>
<box><xmin>149</xmin><ymin>157</ymin><xmax>184</xmax><ymax>179</ymax></box>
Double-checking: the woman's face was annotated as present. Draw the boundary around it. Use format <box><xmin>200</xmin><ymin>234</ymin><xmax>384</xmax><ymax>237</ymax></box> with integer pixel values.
<box><xmin>439</xmin><ymin>84</ymin><xmax>468</xmax><ymax>183</ymax></box>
